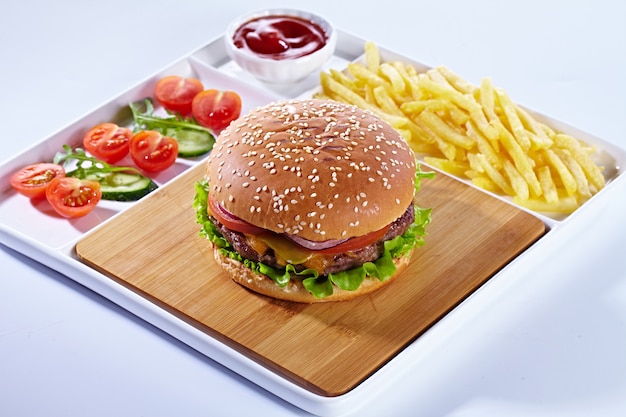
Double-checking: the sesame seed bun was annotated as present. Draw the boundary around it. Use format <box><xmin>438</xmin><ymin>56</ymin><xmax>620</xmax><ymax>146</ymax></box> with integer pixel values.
<box><xmin>213</xmin><ymin>245</ymin><xmax>414</xmax><ymax>303</ymax></box>
<box><xmin>205</xmin><ymin>98</ymin><xmax>416</xmax><ymax>242</ymax></box>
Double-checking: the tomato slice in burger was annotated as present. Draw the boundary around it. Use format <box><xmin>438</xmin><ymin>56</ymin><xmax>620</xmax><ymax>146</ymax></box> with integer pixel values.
<box><xmin>316</xmin><ymin>225</ymin><xmax>391</xmax><ymax>254</ymax></box>
<box><xmin>10</xmin><ymin>163</ymin><xmax>66</xmax><ymax>199</ymax></box>
<box><xmin>129</xmin><ymin>130</ymin><xmax>179</xmax><ymax>172</ymax></box>
<box><xmin>154</xmin><ymin>75</ymin><xmax>204</xmax><ymax>116</ymax></box>
<box><xmin>82</xmin><ymin>122</ymin><xmax>132</xmax><ymax>164</ymax></box>
<box><xmin>191</xmin><ymin>89</ymin><xmax>242</xmax><ymax>134</ymax></box>
<box><xmin>45</xmin><ymin>176</ymin><xmax>102</xmax><ymax>218</ymax></box>
<box><xmin>208</xmin><ymin>193</ymin><xmax>265</xmax><ymax>235</ymax></box>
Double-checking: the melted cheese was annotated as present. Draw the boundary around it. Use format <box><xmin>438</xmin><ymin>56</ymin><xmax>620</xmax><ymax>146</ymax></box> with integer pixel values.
<box><xmin>246</xmin><ymin>232</ymin><xmax>340</xmax><ymax>274</ymax></box>
<box><xmin>250</xmin><ymin>233</ymin><xmax>313</xmax><ymax>265</ymax></box>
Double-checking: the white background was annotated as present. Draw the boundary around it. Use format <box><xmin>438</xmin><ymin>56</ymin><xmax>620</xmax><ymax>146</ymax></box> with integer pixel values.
<box><xmin>1</xmin><ymin>1</ymin><xmax>625</xmax><ymax>416</ymax></box>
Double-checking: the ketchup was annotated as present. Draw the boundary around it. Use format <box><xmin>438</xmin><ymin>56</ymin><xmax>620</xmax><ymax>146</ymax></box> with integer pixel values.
<box><xmin>232</xmin><ymin>15</ymin><xmax>327</xmax><ymax>60</ymax></box>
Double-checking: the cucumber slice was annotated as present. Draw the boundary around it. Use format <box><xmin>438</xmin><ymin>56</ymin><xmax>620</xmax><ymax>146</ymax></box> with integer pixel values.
<box><xmin>166</xmin><ymin>128</ymin><xmax>214</xmax><ymax>157</ymax></box>
<box><xmin>85</xmin><ymin>172</ymin><xmax>158</xmax><ymax>201</ymax></box>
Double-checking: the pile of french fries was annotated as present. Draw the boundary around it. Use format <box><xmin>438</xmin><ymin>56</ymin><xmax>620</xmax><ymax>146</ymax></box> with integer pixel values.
<box><xmin>314</xmin><ymin>42</ymin><xmax>605</xmax><ymax>214</ymax></box>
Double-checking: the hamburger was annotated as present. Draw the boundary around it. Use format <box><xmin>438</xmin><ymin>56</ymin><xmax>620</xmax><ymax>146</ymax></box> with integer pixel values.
<box><xmin>194</xmin><ymin>98</ymin><xmax>432</xmax><ymax>302</ymax></box>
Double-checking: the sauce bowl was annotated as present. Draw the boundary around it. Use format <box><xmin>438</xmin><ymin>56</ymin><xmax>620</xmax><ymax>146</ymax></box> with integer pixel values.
<box><xmin>225</xmin><ymin>9</ymin><xmax>337</xmax><ymax>84</ymax></box>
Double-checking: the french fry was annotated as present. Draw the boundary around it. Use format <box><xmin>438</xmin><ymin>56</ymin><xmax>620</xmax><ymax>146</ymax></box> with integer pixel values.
<box><xmin>364</xmin><ymin>41</ymin><xmax>380</xmax><ymax>73</ymax></box>
<box><xmin>516</xmin><ymin>105</ymin><xmax>553</xmax><ymax>149</ymax></box>
<box><xmin>329</xmin><ymin>68</ymin><xmax>359</xmax><ymax>91</ymax></box>
<box><xmin>435</xmin><ymin>65</ymin><xmax>475</xmax><ymax>95</ymax></box>
<box><xmin>467</xmin><ymin>152</ymin><xmax>483</xmax><ymax>173</ymax></box>
<box><xmin>542</xmin><ymin>149</ymin><xmax>577</xmax><ymax>196</ymax></box>
<box><xmin>373</xmin><ymin>85</ymin><xmax>404</xmax><ymax>116</ymax></box>
<box><xmin>407</xmin><ymin>140</ymin><xmax>440</xmax><ymax>154</ymax></box>
<box><xmin>537</xmin><ymin>166</ymin><xmax>558</xmax><ymax>203</ymax></box>
<box><xmin>448</xmin><ymin>106</ymin><xmax>470</xmax><ymax>126</ymax></box>
<box><xmin>427</xmin><ymin>68</ymin><xmax>499</xmax><ymax>141</ymax></box>
<box><xmin>348</xmin><ymin>63</ymin><xmax>388</xmax><ymax>88</ymax></box>
<box><xmin>471</xmin><ymin>176</ymin><xmax>500</xmax><ymax>193</ymax></box>
<box><xmin>401</xmin><ymin>99</ymin><xmax>449</xmax><ymax>114</ymax></box>
<box><xmin>513</xmin><ymin>195</ymin><xmax>579</xmax><ymax>213</ymax></box>
<box><xmin>423</xmin><ymin>157</ymin><xmax>470</xmax><ymax>177</ymax></box>
<box><xmin>496</xmin><ymin>88</ymin><xmax>531</xmax><ymax>151</ymax></box>
<box><xmin>433</xmin><ymin>135</ymin><xmax>459</xmax><ymax>160</ymax></box>
<box><xmin>496</xmin><ymin>123</ymin><xmax>542</xmax><ymax>197</ymax></box>
<box><xmin>419</xmin><ymin>110</ymin><xmax>475</xmax><ymax>150</ymax></box>
<box><xmin>417</xmin><ymin>76</ymin><xmax>480</xmax><ymax>115</ymax></box>
<box><xmin>554</xmin><ymin>134</ymin><xmax>605</xmax><ymax>191</ymax></box>
<box><xmin>319</xmin><ymin>72</ymin><xmax>392</xmax><ymax>124</ymax></box>
<box><xmin>380</xmin><ymin>62</ymin><xmax>407</xmax><ymax>96</ymax></box>
<box><xmin>479</xmin><ymin>77</ymin><xmax>498</xmax><ymax>122</ymax></box>
<box><xmin>553</xmin><ymin>148</ymin><xmax>591</xmax><ymax>199</ymax></box>
<box><xmin>503</xmin><ymin>159</ymin><xmax>530</xmax><ymax>200</ymax></box>
<box><xmin>466</xmin><ymin>121</ymin><xmax>501</xmax><ymax>170</ymax></box>
<box><xmin>391</xmin><ymin>61</ymin><xmax>420</xmax><ymax>98</ymax></box>
<box><xmin>476</xmin><ymin>153</ymin><xmax>514</xmax><ymax>195</ymax></box>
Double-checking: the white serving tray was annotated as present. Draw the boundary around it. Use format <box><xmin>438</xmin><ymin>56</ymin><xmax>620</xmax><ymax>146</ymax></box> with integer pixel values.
<box><xmin>1</xmin><ymin>30</ymin><xmax>625</xmax><ymax>416</ymax></box>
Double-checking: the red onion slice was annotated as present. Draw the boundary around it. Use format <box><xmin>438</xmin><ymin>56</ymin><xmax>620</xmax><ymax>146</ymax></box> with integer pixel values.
<box><xmin>284</xmin><ymin>233</ymin><xmax>348</xmax><ymax>251</ymax></box>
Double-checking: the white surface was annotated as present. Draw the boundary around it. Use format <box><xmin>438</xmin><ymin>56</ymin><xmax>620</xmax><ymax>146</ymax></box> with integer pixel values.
<box><xmin>1</xmin><ymin>1</ymin><xmax>625</xmax><ymax>416</ymax></box>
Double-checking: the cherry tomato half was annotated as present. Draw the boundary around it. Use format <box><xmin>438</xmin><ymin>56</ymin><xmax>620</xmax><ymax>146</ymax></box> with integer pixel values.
<box><xmin>191</xmin><ymin>89</ymin><xmax>242</xmax><ymax>134</ymax></box>
<box><xmin>154</xmin><ymin>75</ymin><xmax>204</xmax><ymax>116</ymax></box>
<box><xmin>10</xmin><ymin>163</ymin><xmax>66</xmax><ymax>199</ymax></box>
<box><xmin>45</xmin><ymin>176</ymin><xmax>102</xmax><ymax>218</ymax></box>
<box><xmin>208</xmin><ymin>193</ymin><xmax>265</xmax><ymax>235</ymax></box>
<box><xmin>82</xmin><ymin>122</ymin><xmax>132</xmax><ymax>164</ymax></box>
<box><xmin>129</xmin><ymin>130</ymin><xmax>178</xmax><ymax>173</ymax></box>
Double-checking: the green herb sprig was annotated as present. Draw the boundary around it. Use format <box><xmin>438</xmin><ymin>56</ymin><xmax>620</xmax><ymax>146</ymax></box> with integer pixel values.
<box><xmin>129</xmin><ymin>98</ymin><xmax>213</xmax><ymax>135</ymax></box>
<box><xmin>53</xmin><ymin>145</ymin><xmax>140</xmax><ymax>178</ymax></box>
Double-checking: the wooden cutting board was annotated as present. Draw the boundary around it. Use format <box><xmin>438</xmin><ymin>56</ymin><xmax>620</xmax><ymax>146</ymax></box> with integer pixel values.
<box><xmin>76</xmin><ymin>162</ymin><xmax>545</xmax><ymax>397</ymax></box>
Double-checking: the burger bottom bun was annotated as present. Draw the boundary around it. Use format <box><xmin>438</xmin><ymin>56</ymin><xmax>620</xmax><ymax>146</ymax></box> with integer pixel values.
<box><xmin>212</xmin><ymin>246</ymin><xmax>414</xmax><ymax>303</ymax></box>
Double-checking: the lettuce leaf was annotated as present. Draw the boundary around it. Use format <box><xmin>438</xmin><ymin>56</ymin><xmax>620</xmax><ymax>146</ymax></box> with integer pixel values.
<box><xmin>193</xmin><ymin>163</ymin><xmax>433</xmax><ymax>299</ymax></box>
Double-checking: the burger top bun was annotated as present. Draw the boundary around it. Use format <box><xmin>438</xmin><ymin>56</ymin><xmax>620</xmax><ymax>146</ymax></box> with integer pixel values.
<box><xmin>206</xmin><ymin>99</ymin><xmax>416</xmax><ymax>242</ymax></box>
